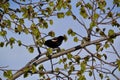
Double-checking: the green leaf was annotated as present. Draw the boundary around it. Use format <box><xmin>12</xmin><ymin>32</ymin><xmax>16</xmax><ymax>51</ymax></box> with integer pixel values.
<box><xmin>80</xmin><ymin>6</ymin><xmax>88</xmax><ymax>18</ymax></box>
<box><xmin>63</xmin><ymin>34</ymin><xmax>68</xmax><ymax>42</ymax></box>
<box><xmin>98</xmin><ymin>1</ymin><xmax>106</xmax><ymax>9</ymax></box>
<box><xmin>96</xmin><ymin>43</ymin><xmax>101</xmax><ymax>51</ymax></box>
<box><xmin>104</xmin><ymin>43</ymin><xmax>110</xmax><ymax>49</ymax></box>
<box><xmin>74</xmin><ymin>37</ymin><xmax>79</xmax><ymax>42</ymax></box>
<box><xmin>67</xmin><ymin>53</ymin><xmax>73</xmax><ymax>59</ymax></box>
<box><xmin>17</xmin><ymin>40</ymin><xmax>22</xmax><ymax>46</ymax></box>
<box><xmin>19</xmin><ymin>19</ymin><xmax>24</xmax><ymax>24</ymax></box>
<box><xmin>4</xmin><ymin>70</ymin><xmax>13</xmax><ymax>79</ymax></box>
<box><xmin>67</xmin><ymin>28</ymin><xmax>76</xmax><ymax>36</ymax></box>
<box><xmin>64</xmin><ymin>64</ymin><xmax>68</xmax><ymax>69</ymax></box>
<box><xmin>63</xmin><ymin>58</ymin><xmax>67</xmax><ymax>63</ymax></box>
<box><xmin>49</xmin><ymin>1</ymin><xmax>54</xmax><ymax>6</ymax></box>
<box><xmin>84</xmin><ymin>56</ymin><xmax>90</xmax><ymax>62</ymax></box>
<box><xmin>78</xmin><ymin>75</ymin><xmax>86</xmax><ymax>80</ymax></box>
<box><xmin>99</xmin><ymin>31</ymin><xmax>106</xmax><ymax>37</ymax></box>
<box><xmin>46</xmin><ymin>48</ymin><xmax>53</xmax><ymax>56</ymax></box>
<box><xmin>80</xmin><ymin>61</ymin><xmax>86</xmax><ymax>73</ymax></box>
<box><xmin>68</xmin><ymin>70</ymin><xmax>72</xmax><ymax>75</ymax></box>
<box><xmin>74</xmin><ymin>55</ymin><xmax>80</xmax><ymax>63</ymax></box>
<box><xmin>67</xmin><ymin>28</ymin><xmax>73</xmax><ymax>35</ymax></box>
<box><xmin>43</xmin><ymin>21</ymin><xmax>48</xmax><ymax>28</ymax></box>
<box><xmin>76</xmin><ymin>2</ymin><xmax>82</xmax><ymax>7</ymax></box>
<box><xmin>96</xmin><ymin>53</ymin><xmax>102</xmax><ymax>59</ymax></box>
<box><xmin>116</xmin><ymin>59</ymin><xmax>120</xmax><ymax>71</ymax></box>
<box><xmin>17</xmin><ymin>25</ymin><xmax>23</xmax><ymax>32</ymax></box>
<box><xmin>93</xmin><ymin>13</ymin><xmax>99</xmax><ymax>20</ymax></box>
<box><xmin>23</xmin><ymin>72</ymin><xmax>29</xmax><ymax>78</ymax></box>
<box><xmin>23</xmin><ymin>27</ymin><xmax>29</xmax><ymax>34</ymax></box>
<box><xmin>70</xmin><ymin>65</ymin><xmax>75</xmax><ymax>71</ymax></box>
<box><xmin>96</xmin><ymin>28</ymin><xmax>100</xmax><ymax>32</ymax></box>
<box><xmin>0</xmin><ymin>42</ymin><xmax>4</xmax><ymax>47</ymax></box>
<box><xmin>55</xmin><ymin>67</ymin><xmax>60</xmax><ymax>72</ymax></box>
<box><xmin>99</xmin><ymin>73</ymin><xmax>103</xmax><ymax>79</ymax></box>
<box><xmin>49</xmin><ymin>20</ymin><xmax>53</xmax><ymax>25</ymax></box>
<box><xmin>108</xmin><ymin>29</ymin><xmax>115</xmax><ymax>37</ymax></box>
<box><xmin>116</xmin><ymin>13</ymin><xmax>120</xmax><ymax>17</ymax></box>
<box><xmin>9</xmin><ymin>37</ymin><xmax>15</xmax><ymax>44</ymax></box>
<box><xmin>85</xmin><ymin>3</ymin><xmax>92</xmax><ymax>9</ymax></box>
<box><xmin>31</xmin><ymin>65</ymin><xmax>37</xmax><ymax>73</ymax></box>
<box><xmin>113</xmin><ymin>0</ymin><xmax>120</xmax><ymax>7</ymax></box>
<box><xmin>57</xmin><ymin>13</ymin><xmax>64</xmax><ymax>18</ymax></box>
<box><xmin>38</xmin><ymin>65</ymin><xmax>44</xmax><ymax>71</ymax></box>
<box><xmin>89</xmin><ymin>70</ymin><xmax>92</xmax><ymax>77</ymax></box>
<box><xmin>90</xmin><ymin>21</ymin><xmax>96</xmax><ymax>29</ymax></box>
<box><xmin>108</xmin><ymin>12</ymin><xmax>113</xmax><ymax>17</ymax></box>
<box><xmin>48</xmin><ymin>31</ymin><xmax>55</xmax><ymax>37</ymax></box>
<box><xmin>28</xmin><ymin>47</ymin><xmax>34</xmax><ymax>53</ymax></box>
<box><xmin>10</xmin><ymin>14</ymin><xmax>17</xmax><ymax>20</ymax></box>
<box><xmin>65</xmin><ymin>10</ymin><xmax>72</xmax><ymax>16</ymax></box>
<box><xmin>0</xmin><ymin>30</ymin><xmax>7</xmax><ymax>36</ymax></box>
<box><xmin>103</xmin><ymin>54</ymin><xmax>107</xmax><ymax>60</ymax></box>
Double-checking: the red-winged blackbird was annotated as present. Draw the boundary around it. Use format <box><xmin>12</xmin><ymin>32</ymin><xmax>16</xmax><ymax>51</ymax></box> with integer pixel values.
<box><xmin>44</xmin><ymin>36</ymin><xmax>64</xmax><ymax>48</ymax></box>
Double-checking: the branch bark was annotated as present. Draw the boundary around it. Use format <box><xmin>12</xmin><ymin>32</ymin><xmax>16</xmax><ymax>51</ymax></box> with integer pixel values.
<box><xmin>9</xmin><ymin>32</ymin><xmax>120</xmax><ymax>80</ymax></box>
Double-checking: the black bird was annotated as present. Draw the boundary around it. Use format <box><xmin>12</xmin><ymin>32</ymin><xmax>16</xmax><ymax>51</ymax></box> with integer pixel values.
<box><xmin>44</xmin><ymin>36</ymin><xmax>64</xmax><ymax>48</ymax></box>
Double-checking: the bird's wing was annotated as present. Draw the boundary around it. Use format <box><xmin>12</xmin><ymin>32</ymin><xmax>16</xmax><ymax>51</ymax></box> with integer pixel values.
<box><xmin>51</xmin><ymin>37</ymin><xmax>58</xmax><ymax>42</ymax></box>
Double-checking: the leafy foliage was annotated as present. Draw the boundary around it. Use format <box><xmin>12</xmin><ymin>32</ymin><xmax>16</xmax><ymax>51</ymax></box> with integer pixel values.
<box><xmin>0</xmin><ymin>0</ymin><xmax>120</xmax><ymax>80</ymax></box>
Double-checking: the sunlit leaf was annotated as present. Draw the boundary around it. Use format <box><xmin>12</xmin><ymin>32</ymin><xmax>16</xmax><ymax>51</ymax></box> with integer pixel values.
<box><xmin>74</xmin><ymin>37</ymin><xmax>79</xmax><ymax>42</ymax></box>
<box><xmin>98</xmin><ymin>1</ymin><xmax>106</xmax><ymax>9</ymax></box>
<box><xmin>3</xmin><ymin>70</ymin><xmax>13</xmax><ymax>79</ymax></box>
<box><xmin>85</xmin><ymin>3</ymin><xmax>92</xmax><ymax>9</ymax></box>
<box><xmin>90</xmin><ymin>21</ymin><xmax>96</xmax><ymax>29</ymax></box>
<box><xmin>104</xmin><ymin>43</ymin><xmax>110</xmax><ymax>49</ymax></box>
<box><xmin>46</xmin><ymin>48</ymin><xmax>53</xmax><ymax>56</ymax></box>
<box><xmin>0</xmin><ymin>30</ymin><xmax>7</xmax><ymax>36</ymax></box>
<box><xmin>76</xmin><ymin>2</ymin><xmax>82</xmax><ymax>7</ymax></box>
<box><xmin>49</xmin><ymin>20</ymin><xmax>53</xmax><ymax>25</ymax></box>
<box><xmin>10</xmin><ymin>14</ymin><xmax>17</xmax><ymax>20</ymax></box>
<box><xmin>93</xmin><ymin>13</ymin><xmax>99</xmax><ymax>20</ymax></box>
<box><xmin>55</xmin><ymin>67</ymin><xmax>60</xmax><ymax>72</ymax></box>
<box><xmin>64</xmin><ymin>64</ymin><xmax>68</xmax><ymax>69</ymax></box>
<box><xmin>31</xmin><ymin>65</ymin><xmax>37</xmax><ymax>73</ymax></box>
<box><xmin>80</xmin><ymin>61</ymin><xmax>86</xmax><ymax>73</ymax></box>
<box><xmin>80</xmin><ymin>6</ymin><xmax>88</xmax><ymax>18</ymax></box>
<box><xmin>28</xmin><ymin>47</ymin><xmax>34</xmax><ymax>53</ymax></box>
<box><xmin>19</xmin><ymin>19</ymin><xmax>24</xmax><ymax>24</ymax></box>
<box><xmin>67</xmin><ymin>53</ymin><xmax>73</xmax><ymax>59</ymax></box>
<box><xmin>17</xmin><ymin>25</ymin><xmax>23</xmax><ymax>32</ymax></box>
<box><xmin>48</xmin><ymin>31</ymin><xmax>55</xmax><ymax>37</ymax></box>
<box><xmin>23</xmin><ymin>27</ymin><xmax>29</xmax><ymax>34</ymax></box>
<box><xmin>67</xmin><ymin>28</ymin><xmax>76</xmax><ymax>36</ymax></box>
<box><xmin>108</xmin><ymin>29</ymin><xmax>115</xmax><ymax>37</ymax></box>
<box><xmin>116</xmin><ymin>59</ymin><xmax>120</xmax><ymax>71</ymax></box>
<box><xmin>65</xmin><ymin>10</ymin><xmax>72</xmax><ymax>16</ymax></box>
<box><xmin>49</xmin><ymin>1</ymin><xmax>54</xmax><ymax>6</ymax></box>
<box><xmin>57</xmin><ymin>13</ymin><xmax>64</xmax><ymax>18</ymax></box>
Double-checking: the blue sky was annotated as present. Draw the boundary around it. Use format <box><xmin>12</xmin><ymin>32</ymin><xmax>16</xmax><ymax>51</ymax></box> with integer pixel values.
<box><xmin>0</xmin><ymin>0</ymin><xmax>120</xmax><ymax>80</ymax></box>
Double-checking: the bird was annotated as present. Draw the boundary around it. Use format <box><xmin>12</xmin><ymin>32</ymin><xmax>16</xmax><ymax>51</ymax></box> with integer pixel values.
<box><xmin>44</xmin><ymin>36</ymin><xmax>64</xmax><ymax>48</ymax></box>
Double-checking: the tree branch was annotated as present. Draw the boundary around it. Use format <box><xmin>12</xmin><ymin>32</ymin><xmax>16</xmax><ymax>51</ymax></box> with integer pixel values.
<box><xmin>8</xmin><ymin>32</ymin><xmax>120</xmax><ymax>80</ymax></box>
